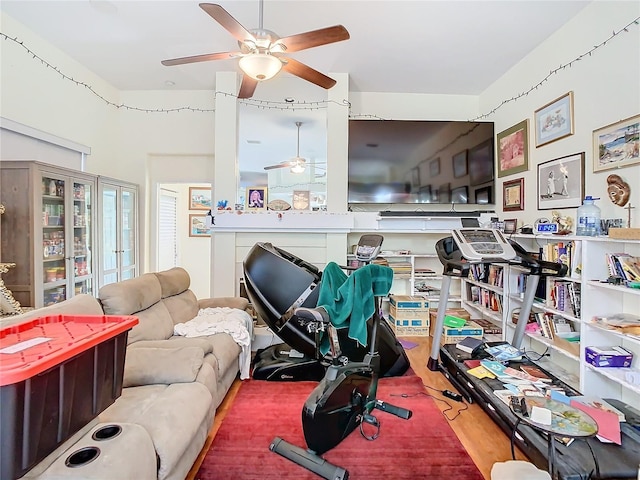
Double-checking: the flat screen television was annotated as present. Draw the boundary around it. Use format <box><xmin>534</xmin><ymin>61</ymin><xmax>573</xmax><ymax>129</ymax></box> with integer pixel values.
<box><xmin>348</xmin><ymin>119</ymin><xmax>495</xmax><ymax>205</ymax></box>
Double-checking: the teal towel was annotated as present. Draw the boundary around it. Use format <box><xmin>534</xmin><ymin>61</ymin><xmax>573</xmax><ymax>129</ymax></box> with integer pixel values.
<box><xmin>317</xmin><ymin>261</ymin><xmax>394</xmax><ymax>354</ymax></box>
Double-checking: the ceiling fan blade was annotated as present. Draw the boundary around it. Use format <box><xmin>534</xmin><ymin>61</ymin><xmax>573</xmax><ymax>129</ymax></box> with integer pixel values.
<box><xmin>280</xmin><ymin>58</ymin><xmax>337</xmax><ymax>89</ymax></box>
<box><xmin>161</xmin><ymin>51</ymin><xmax>239</xmax><ymax>66</ymax></box>
<box><xmin>199</xmin><ymin>3</ymin><xmax>256</xmax><ymax>43</ymax></box>
<box><xmin>238</xmin><ymin>75</ymin><xmax>258</xmax><ymax>99</ymax></box>
<box><xmin>264</xmin><ymin>162</ymin><xmax>294</xmax><ymax>170</ymax></box>
<box><xmin>278</xmin><ymin>25</ymin><xmax>349</xmax><ymax>52</ymax></box>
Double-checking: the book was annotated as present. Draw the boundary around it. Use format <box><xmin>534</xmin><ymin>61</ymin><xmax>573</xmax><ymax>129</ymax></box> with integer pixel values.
<box><xmin>520</xmin><ymin>365</ymin><xmax>552</xmax><ymax>382</ymax></box>
<box><xmin>571</xmin><ymin>396</ymin><xmax>626</xmax><ymax>422</ymax></box>
<box><xmin>456</xmin><ymin>336</ymin><xmax>484</xmax><ymax>354</ymax></box>
<box><xmin>485</xmin><ymin>343</ymin><xmax>523</xmax><ymax>361</ymax></box>
<box><xmin>467</xmin><ymin>365</ymin><xmax>496</xmax><ymax>379</ymax></box>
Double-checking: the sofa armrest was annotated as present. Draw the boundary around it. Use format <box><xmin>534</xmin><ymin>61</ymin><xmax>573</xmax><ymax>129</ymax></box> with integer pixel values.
<box><xmin>123</xmin><ymin>346</ymin><xmax>204</xmax><ymax>387</ymax></box>
<box><xmin>198</xmin><ymin>297</ymin><xmax>249</xmax><ymax>311</ymax></box>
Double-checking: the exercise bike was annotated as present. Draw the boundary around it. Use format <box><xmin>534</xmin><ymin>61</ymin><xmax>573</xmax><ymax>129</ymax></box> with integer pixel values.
<box><xmin>270</xmin><ymin>234</ymin><xmax>413</xmax><ymax>480</ymax></box>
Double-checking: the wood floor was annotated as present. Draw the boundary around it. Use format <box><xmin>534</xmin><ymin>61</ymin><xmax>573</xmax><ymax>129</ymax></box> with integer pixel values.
<box><xmin>186</xmin><ymin>336</ymin><xmax>527</xmax><ymax>480</ymax></box>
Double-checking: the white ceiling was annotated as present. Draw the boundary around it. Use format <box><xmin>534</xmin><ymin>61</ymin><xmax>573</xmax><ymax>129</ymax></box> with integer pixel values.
<box><xmin>1</xmin><ymin>0</ymin><xmax>592</xmax><ymax>175</ymax></box>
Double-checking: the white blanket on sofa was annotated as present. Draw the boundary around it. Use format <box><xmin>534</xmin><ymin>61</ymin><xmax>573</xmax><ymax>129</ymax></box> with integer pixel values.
<box><xmin>173</xmin><ymin>307</ymin><xmax>253</xmax><ymax>379</ymax></box>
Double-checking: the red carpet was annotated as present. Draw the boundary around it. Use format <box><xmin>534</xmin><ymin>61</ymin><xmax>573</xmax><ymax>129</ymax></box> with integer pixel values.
<box><xmin>196</xmin><ymin>374</ymin><xmax>484</xmax><ymax>479</ymax></box>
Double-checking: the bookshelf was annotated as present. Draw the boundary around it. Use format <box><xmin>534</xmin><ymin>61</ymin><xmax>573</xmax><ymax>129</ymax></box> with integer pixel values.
<box><xmin>504</xmin><ymin>234</ymin><xmax>640</xmax><ymax>405</ymax></box>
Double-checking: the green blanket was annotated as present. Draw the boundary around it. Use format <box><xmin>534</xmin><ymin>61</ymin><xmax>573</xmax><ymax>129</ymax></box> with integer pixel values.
<box><xmin>317</xmin><ymin>261</ymin><xmax>394</xmax><ymax>354</ymax></box>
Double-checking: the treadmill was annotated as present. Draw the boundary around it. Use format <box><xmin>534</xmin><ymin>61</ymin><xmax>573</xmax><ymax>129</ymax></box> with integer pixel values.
<box><xmin>244</xmin><ymin>239</ymin><xmax>410</xmax><ymax>381</ymax></box>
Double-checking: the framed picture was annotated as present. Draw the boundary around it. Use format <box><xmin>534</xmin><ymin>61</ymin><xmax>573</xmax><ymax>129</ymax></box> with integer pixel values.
<box><xmin>246</xmin><ymin>187</ymin><xmax>267</xmax><ymax>210</ymax></box>
<box><xmin>451</xmin><ymin>186</ymin><xmax>468</xmax><ymax>204</ymax></box>
<box><xmin>503</xmin><ymin>219</ymin><xmax>518</xmax><ymax>234</ymax></box>
<box><xmin>534</xmin><ymin>91</ymin><xmax>574</xmax><ymax>147</ymax></box>
<box><xmin>497</xmin><ymin>120</ymin><xmax>529</xmax><ymax>178</ymax></box>
<box><xmin>537</xmin><ymin>152</ymin><xmax>585</xmax><ymax>210</ymax></box>
<box><xmin>189</xmin><ymin>187</ymin><xmax>212</xmax><ymax>210</ymax></box>
<box><xmin>418</xmin><ymin>184</ymin><xmax>432</xmax><ymax>203</ymax></box>
<box><xmin>503</xmin><ymin>177</ymin><xmax>524</xmax><ymax>211</ymax></box>
<box><xmin>429</xmin><ymin>158</ymin><xmax>441</xmax><ymax>177</ymax></box>
<box><xmin>411</xmin><ymin>167</ymin><xmax>420</xmax><ymax>188</ymax></box>
<box><xmin>592</xmin><ymin>114</ymin><xmax>640</xmax><ymax>172</ymax></box>
<box><xmin>438</xmin><ymin>183</ymin><xmax>451</xmax><ymax>203</ymax></box>
<box><xmin>468</xmin><ymin>139</ymin><xmax>494</xmax><ymax>185</ymax></box>
<box><xmin>452</xmin><ymin>150</ymin><xmax>468</xmax><ymax>178</ymax></box>
<box><xmin>292</xmin><ymin>190</ymin><xmax>310</xmax><ymax>210</ymax></box>
<box><xmin>475</xmin><ymin>186</ymin><xmax>492</xmax><ymax>204</ymax></box>
<box><xmin>189</xmin><ymin>214</ymin><xmax>209</xmax><ymax>237</ymax></box>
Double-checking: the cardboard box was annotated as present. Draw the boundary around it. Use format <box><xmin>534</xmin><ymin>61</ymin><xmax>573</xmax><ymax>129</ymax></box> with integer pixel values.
<box><xmin>389</xmin><ymin>295</ymin><xmax>429</xmax><ymax>321</ymax></box>
<box><xmin>428</xmin><ymin>308</ymin><xmax>471</xmax><ymax>337</ymax></box>
<box><xmin>585</xmin><ymin>346</ymin><xmax>633</xmax><ymax>367</ymax></box>
<box><xmin>441</xmin><ymin>320</ymin><xmax>484</xmax><ymax>345</ymax></box>
<box><xmin>388</xmin><ymin>314</ymin><xmax>430</xmax><ymax>337</ymax></box>
<box><xmin>608</xmin><ymin>228</ymin><xmax>640</xmax><ymax>240</ymax></box>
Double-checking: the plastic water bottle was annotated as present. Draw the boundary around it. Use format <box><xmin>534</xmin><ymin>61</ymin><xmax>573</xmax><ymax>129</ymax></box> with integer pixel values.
<box><xmin>576</xmin><ymin>196</ymin><xmax>601</xmax><ymax>236</ymax></box>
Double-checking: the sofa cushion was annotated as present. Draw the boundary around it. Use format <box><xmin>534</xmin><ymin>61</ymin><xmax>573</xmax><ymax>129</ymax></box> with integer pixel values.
<box><xmin>99</xmin><ymin>273</ymin><xmax>162</xmax><ymax>316</ymax></box>
<box><xmin>162</xmin><ymin>290</ymin><xmax>199</xmax><ymax>325</ymax></box>
<box><xmin>206</xmin><ymin>334</ymin><xmax>242</xmax><ymax>377</ymax></box>
<box><xmin>126</xmin><ymin>302</ymin><xmax>175</xmax><ymax>343</ymax></box>
<box><xmin>123</xmin><ymin>346</ymin><xmax>204</xmax><ymax>387</ymax></box>
<box><xmin>154</xmin><ymin>267</ymin><xmax>190</xmax><ymax>298</ymax></box>
<box><xmin>0</xmin><ymin>294</ymin><xmax>103</xmax><ymax>327</ymax></box>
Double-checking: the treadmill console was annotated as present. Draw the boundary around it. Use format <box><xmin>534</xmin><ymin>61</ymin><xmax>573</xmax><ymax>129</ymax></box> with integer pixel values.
<box><xmin>451</xmin><ymin>228</ymin><xmax>517</xmax><ymax>262</ymax></box>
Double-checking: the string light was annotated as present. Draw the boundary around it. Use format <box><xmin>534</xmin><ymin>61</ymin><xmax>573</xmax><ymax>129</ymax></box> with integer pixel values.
<box><xmin>2</xmin><ymin>15</ymin><xmax>638</xmax><ymax>118</ymax></box>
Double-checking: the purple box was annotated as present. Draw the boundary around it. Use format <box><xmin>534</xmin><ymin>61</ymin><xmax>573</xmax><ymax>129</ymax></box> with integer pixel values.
<box><xmin>585</xmin><ymin>346</ymin><xmax>633</xmax><ymax>367</ymax></box>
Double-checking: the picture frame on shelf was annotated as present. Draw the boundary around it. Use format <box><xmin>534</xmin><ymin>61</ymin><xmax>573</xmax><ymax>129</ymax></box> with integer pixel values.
<box><xmin>189</xmin><ymin>214</ymin><xmax>209</xmax><ymax>237</ymax></box>
<box><xmin>418</xmin><ymin>184</ymin><xmax>432</xmax><ymax>203</ymax></box>
<box><xmin>497</xmin><ymin>120</ymin><xmax>529</xmax><ymax>178</ymax></box>
<box><xmin>452</xmin><ymin>150</ymin><xmax>468</xmax><ymax>178</ymax></box>
<box><xmin>503</xmin><ymin>218</ymin><xmax>518</xmax><ymax>234</ymax></box>
<box><xmin>451</xmin><ymin>186</ymin><xmax>469</xmax><ymax>204</ymax></box>
<box><xmin>468</xmin><ymin>139</ymin><xmax>494</xmax><ymax>185</ymax></box>
<box><xmin>503</xmin><ymin>177</ymin><xmax>524</xmax><ymax>211</ymax></box>
<box><xmin>534</xmin><ymin>91</ymin><xmax>574</xmax><ymax>148</ymax></box>
<box><xmin>537</xmin><ymin>152</ymin><xmax>585</xmax><ymax>210</ymax></box>
<box><xmin>246</xmin><ymin>187</ymin><xmax>267</xmax><ymax>210</ymax></box>
<box><xmin>430</xmin><ymin>158</ymin><xmax>441</xmax><ymax>178</ymax></box>
<box><xmin>592</xmin><ymin>114</ymin><xmax>640</xmax><ymax>172</ymax></box>
<box><xmin>189</xmin><ymin>187</ymin><xmax>212</xmax><ymax>210</ymax></box>
<box><xmin>292</xmin><ymin>190</ymin><xmax>310</xmax><ymax>210</ymax></box>
<box><xmin>475</xmin><ymin>186</ymin><xmax>492</xmax><ymax>204</ymax></box>
<box><xmin>438</xmin><ymin>182</ymin><xmax>451</xmax><ymax>203</ymax></box>
<box><xmin>411</xmin><ymin>167</ymin><xmax>420</xmax><ymax>188</ymax></box>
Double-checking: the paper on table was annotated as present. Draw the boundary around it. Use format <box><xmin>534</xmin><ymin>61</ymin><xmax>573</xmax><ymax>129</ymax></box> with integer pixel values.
<box><xmin>530</xmin><ymin>406</ymin><xmax>552</xmax><ymax>425</ymax></box>
<box><xmin>570</xmin><ymin>400</ymin><xmax>620</xmax><ymax>445</ymax></box>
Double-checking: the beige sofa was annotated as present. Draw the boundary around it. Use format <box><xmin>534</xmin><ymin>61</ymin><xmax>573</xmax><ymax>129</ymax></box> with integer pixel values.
<box><xmin>4</xmin><ymin>267</ymin><xmax>251</xmax><ymax>480</ymax></box>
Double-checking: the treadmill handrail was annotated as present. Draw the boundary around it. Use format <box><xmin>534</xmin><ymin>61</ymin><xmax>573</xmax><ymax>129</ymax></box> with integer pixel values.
<box><xmin>508</xmin><ymin>241</ymin><xmax>569</xmax><ymax>277</ymax></box>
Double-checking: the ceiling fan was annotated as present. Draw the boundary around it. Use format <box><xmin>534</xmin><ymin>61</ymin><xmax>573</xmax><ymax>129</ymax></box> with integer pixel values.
<box><xmin>161</xmin><ymin>2</ymin><xmax>350</xmax><ymax>99</ymax></box>
<box><xmin>264</xmin><ymin>122</ymin><xmax>325</xmax><ymax>174</ymax></box>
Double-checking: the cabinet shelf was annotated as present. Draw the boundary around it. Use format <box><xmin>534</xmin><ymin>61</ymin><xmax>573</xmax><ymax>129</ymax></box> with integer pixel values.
<box><xmin>586</xmin><ymin>280</ymin><xmax>640</xmax><ymax>296</ymax></box>
<box><xmin>461</xmin><ymin>299</ymin><xmax>502</xmax><ymax>323</ymax></box>
<box><xmin>584</xmin><ymin>363</ymin><xmax>640</xmax><ymax>394</ymax></box>
<box><xmin>465</xmin><ymin>277</ymin><xmax>504</xmax><ymax>295</ymax></box>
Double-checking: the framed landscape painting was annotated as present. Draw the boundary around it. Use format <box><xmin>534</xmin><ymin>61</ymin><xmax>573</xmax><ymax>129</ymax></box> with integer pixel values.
<box><xmin>189</xmin><ymin>214</ymin><xmax>209</xmax><ymax>237</ymax></box>
<box><xmin>534</xmin><ymin>91</ymin><xmax>574</xmax><ymax>147</ymax></box>
<box><xmin>497</xmin><ymin>120</ymin><xmax>528</xmax><ymax>178</ymax></box>
<box><xmin>189</xmin><ymin>187</ymin><xmax>212</xmax><ymax>210</ymax></box>
<box><xmin>592</xmin><ymin>114</ymin><xmax>640</xmax><ymax>172</ymax></box>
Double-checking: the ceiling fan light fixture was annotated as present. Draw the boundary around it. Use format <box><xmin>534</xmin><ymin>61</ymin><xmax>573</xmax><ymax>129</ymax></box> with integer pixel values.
<box><xmin>239</xmin><ymin>53</ymin><xmax>282</xmax><ymax>81</ymax></box>
<box><xmin>290</xmin><ymin>162</ymin><xmax>305</xmax><ymax>174</ymax></box>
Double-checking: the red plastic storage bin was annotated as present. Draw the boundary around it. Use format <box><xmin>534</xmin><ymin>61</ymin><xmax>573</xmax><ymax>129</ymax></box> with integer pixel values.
<box><xmin>0</xmin><ymin>314</ymin><xmax>138</xmax><ymax>480</ymax></box>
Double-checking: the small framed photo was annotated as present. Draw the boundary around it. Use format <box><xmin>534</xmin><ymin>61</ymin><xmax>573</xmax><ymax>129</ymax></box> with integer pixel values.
<box><xmin>438</xmin><ymin>182</ymin><xmax>451</xmax><ymax>203</ymax></box>
<box><xmin>468</xmin><ymin>139</ymin><xmax>494</xmax><ymax>185</ymax></box>
<box><xmin>474</xmin><ymin>186</ymin><xmax>492</xmax><ymax>204</ymax></box>
<box><xmin>189</xmin><ymin>187</ymin><xmax>212</xmax><ymax>210</ymax></box>
<box><xmin>452</xmin><ymin>150</ymin><xmax>468</xmax><ymax>178</ymax></box>
<box><xmin>292</xmin><ymin>190</ymin><xmax>310</xmax><ymax>210</ymax></box>
<box><xmin>430</xmin><ymin>158</ymin><xmax>441</xmax><ymax>177</ymax></box>
<box><xmin>451</xmin><ymin>186</ymin><xmax>468</xmax><ymax>204</ymax></box>
<box><xmin>411</xmin><ymin>167</ymin><xmax>420</xmax><ymax>188</ymax></box>
<box><xmin>189</xmin><ymin>214</ymin><xmax>209</xmax><ymax>237</ymax></box>
<box><xmin>503</xmin><ymin>218</ymin><xmax>518</xmax><ymax>234</ymax></box>
<box><xmin>537</xmin><ymin>152</ymin><xmax>585</xmax><ymax>210</ymax></box>
<box><xmin>503</xmin><ymin>177</ymin><xmax>524</xmax><ymax>211</ymax></box>
<box><xmin>497</xmin><ymin>120</ymin><xmax>529</xmax><ymax>178</ymax></box>
<box><xmin>246</xmin><ymin>187</ymin><xmax>267</xmax><ymax>210</ymax></box>
<box><xmin>592</xmin><ymin>114</ymin><xmax>640</xmax><ymax>172</ymax></box>
<box><xmin>534</xmin><ymin>91</ymin><xmax>574</xmax><ymax>148</ymax></box>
